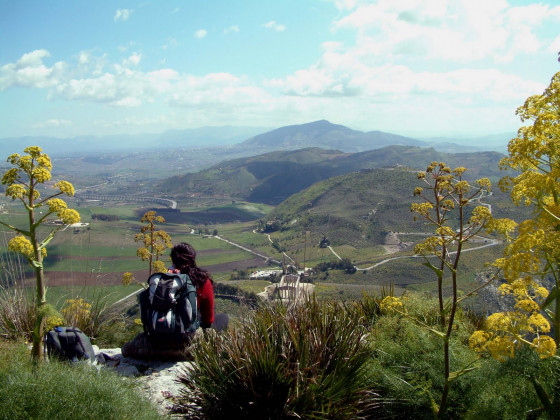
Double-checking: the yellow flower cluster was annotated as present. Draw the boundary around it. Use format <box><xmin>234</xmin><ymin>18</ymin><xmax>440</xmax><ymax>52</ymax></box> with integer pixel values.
<box><xmin>435</xmin><ymin>226</ymin><xmax>455</xmax><ymax>238</ymax></box>
<box><xmin>8</xmin><ymin>235</ymin><xmax>46</xmax><ymax>260</ymax></box>
<box><xmin>2</xmin><ymin>168</ymin><xmax>19</xmax><ymax>185</ymax></box>
<box><xmin>59</xmin><ymin>208</ymin><xmax>80</xmax><ymax>224</ymax></box>
<box><xmin>453</xmin><ymin>180</ymin><xmax>470</xmax><ymax>195</ymax></box>
<box><xmin>54</xmin><ymin>180</ymin><xmax>75</xmax><ymax>196</ymax></box>
<box><xmin>137</xmin><ymin>247</ymin><xmax>151</xmax><ymax>261</ymax></box>
<box><xmin>47</xmin><ymin>198</ymin><xmax>67</xmax><ymax>213</ymax></box>
<box><xmin>410</xmin><ymin>202</ymin><xmax>433</xmax><ymax>217</ymax></box>
<box><xmin>469</xmin><ymin>306</ymin><xmax>556</xmax><ymax>360</ymax></box>
<box><xmin>44</xmin><ymin>315</ymin><xmax>64</xmax><ymax>332</ymax></box>
<box><xmin>5</xmin><ymin>184</ymin><xmax>27</xmax><ymax>200</ymax></box>
<box><xmin>61</xmin><ymin>298</ymin><xmax>92</xmax><ymax>328</ymax></box>
<box><xmin>379</xmin><ymin>296</ymin><xmax>404</xmax><ymax>314</ymax></box>
<box><xmin>153</xmin><ymin>260</ymin><xmax>166</xmax><ymax>273</ymax></box>
<box><xmin>453</xmin><ymin>166</ymin><xmax>467</xmax><ymax>176</ymax></box>
<box><xmin>475</xmin><ymin>177</ymin><xmax>491</xmax><ymax>189</ymax></box>
<box><xmin>23</xmin><ymin>146</ymin><xmax>43</xmax><ymax>157</ymax></box>
<box><xmin>485</xmin><ymin>336</ymin><xmax>516</xmax><ymax>362</ymax></box>
<box><xmin>469</xmin><ymin>206</ymin><xmax>491</xmax><ymax>225</ymax></box>
<box><xmin>32</xmin><ymin>166</ymin><xmax>51</xmax><ymax>183</ymax></box>
<box><xmin>121</xmin><ymin>271</ymin><xmax>135</xmax><ymax>286</ymax></box>
<box><xmin>36</xmin><ymin>155</ymin><xmax>52</xmax><ymax>170</ymax></box>
<box><xmin>533</xmin><ymin>336</ymin><xmax>557</xmax><ymax>359</ymax></box>
<box><xmin>468</xmin><ymin>330</ymin><xmax>489</xmax><ymax>352</ymax></box>
<box><xmin>414</xmin><ymin>236</ymin><xmax>444</xmax><ymax>255</ymax></box>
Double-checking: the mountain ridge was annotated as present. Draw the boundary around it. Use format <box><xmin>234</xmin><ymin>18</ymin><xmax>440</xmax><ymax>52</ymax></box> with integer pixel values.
<box><xmin>157</xmin><ymin>145</ymin><xmax>506</xmax><ymax>205</ymax></box>
<box><xmin>0</xmin><ymin>120</ymin><xmax>509</xmax><ymax>158</ymax></box>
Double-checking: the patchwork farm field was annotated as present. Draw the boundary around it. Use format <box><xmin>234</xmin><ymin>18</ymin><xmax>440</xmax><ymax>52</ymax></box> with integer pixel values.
<box><xmin>0</xmin><ymin>201</ymin><xmax>279</xmax><ymax>304</ymax></box>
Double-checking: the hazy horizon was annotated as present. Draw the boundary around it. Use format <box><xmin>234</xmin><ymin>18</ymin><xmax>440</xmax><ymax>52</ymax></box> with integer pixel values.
<box><xmin>2</xmin><ymin>0</ymin><xmax>559</xmax><ymax>141</ymax></box>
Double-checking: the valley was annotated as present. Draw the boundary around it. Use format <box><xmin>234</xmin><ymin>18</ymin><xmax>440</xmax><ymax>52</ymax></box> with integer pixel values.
<box><xmin>0</xmin><ymin>122</ymin><xmax>526</xmax><ymax>315</ymax></box>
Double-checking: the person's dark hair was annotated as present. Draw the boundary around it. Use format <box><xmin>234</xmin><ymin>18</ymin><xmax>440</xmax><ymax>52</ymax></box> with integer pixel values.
<box><xmin>170</xmin><ymin>242</ymin><xmax>212</xmax><ymax>288</ymax></box>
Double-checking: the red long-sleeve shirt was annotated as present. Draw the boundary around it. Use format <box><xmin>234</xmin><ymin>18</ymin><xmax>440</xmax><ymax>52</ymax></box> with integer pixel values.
<box><xmin>197</xmin><ymin>278</ymin><xmax>214</xmax><ymax>328</ymax></box>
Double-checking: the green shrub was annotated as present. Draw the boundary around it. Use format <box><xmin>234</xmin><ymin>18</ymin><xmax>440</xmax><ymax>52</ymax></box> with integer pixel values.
<box><xmin>59</xmin><ymin>291</ymin><xmax>113</xmax><ymax>339</ymax></box>
<box><xmin>463</xmin><ymin>348</ymin><xmax>560</xmax><ymax>420</ymax></box>
<box><xmin>367</xmin><ymin>294</ymin><xmax>480</xmax><ymax>419</ymax></box>
<box><xmin>0</xmin><ymin>286</ymin><xmax>35</xmax><ymax>341</ymax></box>
<box><xmin>366</xmin><ymin>293</ymin><xmax>560</xmax><ymax>419</ymax></box>
<box><xmin>0</xmin><ymin>340</ymin><xmax>164</xmax><ymax>420</ymax></box>
<box><xmin>94</xmin><ymin>315</ymin><xmax>143</xmax><ymax>348</ymax></box>
<box><xmin>175</xmin><ymin>297</ymin><xmax>381</xmax><ymax>419</ymax></box>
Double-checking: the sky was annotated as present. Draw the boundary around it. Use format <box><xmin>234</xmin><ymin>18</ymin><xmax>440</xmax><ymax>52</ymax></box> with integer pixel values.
<box><xmin>1</xmin><ymin>0</ymin><xmax>559</xmax><ymax>140</ymax></box>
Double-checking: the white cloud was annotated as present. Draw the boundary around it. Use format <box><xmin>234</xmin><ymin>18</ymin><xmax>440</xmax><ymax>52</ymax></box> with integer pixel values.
<box><xmin>169</xmin><ymin>73</ymin><xmax>271</xmax><ymax>109</ymax></box>
<box><xmin>114</xmin><ymin>9</ymin><xmax>132</xmax><ymax>22</ymax></box>
<box><xmin>122</xmin><ymin>52</ymin><xmax>142</xmax><ymax>68</ymax></box>
<box><xmin>332</xmin><ymin>0</ymin><xmax>559</xmax><ymax>63</ymax></box>
<box><xmin>32</xmin><ymin>119</ymin><xmax>72</xmax><ymax>128</ymax></box>
<box><xmin>194</xmin><ymin>29</ymin><xmax>208</xmax><ymax>39</ymax></box>
<box><xmin>0</xmin><ymin>49</ymin><xmax>64</xmax><ymax>90</ymax></box>
<box><xmin>262</xmin><ymin>21</ymin><xmax>286</xmax><ymax>32</ymax></box>
<box><xmin>162</xmin><ymin>38</ymin><xmax>179</xmax><ymax>50</ymax></box>
<box><xmin>548</xmin><ymin>34</ymin><xmax>560</xmax><ymax>54</ymax></box>
<box><xmin>224</xmin><ymin>25</ymin><xmax>240</xmax><ymax>34</ymax></box>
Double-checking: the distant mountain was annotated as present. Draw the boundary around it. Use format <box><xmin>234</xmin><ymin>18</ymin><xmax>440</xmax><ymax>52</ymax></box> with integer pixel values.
<box><xmin>157</xmin><ymin>145</ymin><xmax>506</xmax><ymax>205</ymax></box>
<box><xmin>1</xmin><ymin>120</ymin><xmax>507</xmax><ymax>159</ymax></box>
<box><xmin>0</xmin><ymin>126</ymin><xmax>270</xmax><ymax>157</ymax></box>
<box><xmin>238</xmin><ymin>120</ymin><xmax>427</xmax><ymax>152</ymax></box>
<box><xmin>423</xmin><ymin>132</ymin><xmax>516</xmax><ymax>154</ymax></box>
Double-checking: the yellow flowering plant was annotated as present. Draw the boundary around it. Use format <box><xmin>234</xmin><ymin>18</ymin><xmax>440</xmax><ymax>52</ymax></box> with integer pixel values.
<box><xmin>411</xmin><ymin>161</ymin><xmax>513</xmax><ymax>418</ymax></box>
<box><xmin>122</xmin><ymin>210</ymin><xmax>172</xmax><ymax>286</ymax></box>
<box><xmin>0</xmin><ymin>146</ymin><xmax>80</xmax><ymax>363</ymax></box>
<box><xmin>468</xmin><ymin>69</ymin><xmax>560</xmax><ymax>418</ymax></box>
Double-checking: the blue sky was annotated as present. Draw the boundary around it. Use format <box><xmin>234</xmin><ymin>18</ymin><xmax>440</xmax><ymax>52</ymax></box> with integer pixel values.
<box><xmin>1</xmin><ymin>0</ymin><xmax>559</xmax><ymax>140</ymax></box>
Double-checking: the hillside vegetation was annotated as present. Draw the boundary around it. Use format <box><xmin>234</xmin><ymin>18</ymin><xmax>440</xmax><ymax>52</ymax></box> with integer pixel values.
<box><xmin>156</xmin><ymin>145</ymin><xmax>505</xmax><ymax>205</ymax></box>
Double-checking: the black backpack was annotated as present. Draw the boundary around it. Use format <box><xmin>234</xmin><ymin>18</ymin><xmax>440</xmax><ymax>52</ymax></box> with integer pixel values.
<box><xmin>139</xmin><ymin>272</ymin><xmax>199</xmax><ymax>346</ymax></box>
<box><xmin>44</xmin><ymin>326</ymin><xmax>96</xmax><ymax>362</ymax></box>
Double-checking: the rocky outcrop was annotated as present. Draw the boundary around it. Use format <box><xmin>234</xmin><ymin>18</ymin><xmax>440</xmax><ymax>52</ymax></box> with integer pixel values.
<box><xmin>94</xmin><ymin>346</ymin><xmax>192</xmax><ymax>417</ymax></box>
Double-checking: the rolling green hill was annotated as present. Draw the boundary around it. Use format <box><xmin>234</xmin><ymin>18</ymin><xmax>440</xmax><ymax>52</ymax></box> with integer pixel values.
<box><xmin>259</xmin><ymin>166</ymin><xmax>529</xmax><ymax>251</ymax></box>
<box><xmin>261</xmin><ymin>168</ymin><xmax>424</xmax><ymax>248</ymax></box>
<box><xmin>156</xmin><ymin>145</ymin><xmax>506</xmax><ymax>205</ymax></box>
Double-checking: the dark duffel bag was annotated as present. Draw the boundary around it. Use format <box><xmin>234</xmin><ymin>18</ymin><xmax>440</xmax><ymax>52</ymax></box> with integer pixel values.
<box><xmin>44</xmin><ymin>326</ymin><xmax>96</xmax><ymax>362</ymax></box>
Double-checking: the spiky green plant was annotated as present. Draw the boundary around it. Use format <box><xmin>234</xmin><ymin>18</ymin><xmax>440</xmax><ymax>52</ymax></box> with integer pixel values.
<box><xmin>175</xmin><ymin>297</ymin><xmax>381</xmax><ymax>419</ymax></box>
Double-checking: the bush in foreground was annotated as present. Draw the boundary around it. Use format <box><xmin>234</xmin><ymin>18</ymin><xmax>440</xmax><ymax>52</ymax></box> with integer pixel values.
<box><xmin>175</xmin><ymin>297</ymin><xmax>381</xmax><ymax>419</ymax></box>
<box><xmin>0</xmin><ymin>340</ymin><xmax>163</xmax><ymax>420</ymax></box>
<box><xmin>368</xmin><ymin>293</ymin><xmax>556</xmax><ymax>419</ymax></box>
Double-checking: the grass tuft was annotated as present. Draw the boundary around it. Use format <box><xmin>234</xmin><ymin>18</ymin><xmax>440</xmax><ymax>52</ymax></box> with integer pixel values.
<box><xmin>0</xmin><ymin>340</ymin><xmax>164</xmax><ymax>420</ymax></box>
<box><xmin>175</xmin><ymin>297</ymin><xmax>382</xmax><ymax>419</ymax></box>
<box><xmin>0</xmin><ymin>286</ymin><xmax>35</xmax><ymax>341</ymax></box>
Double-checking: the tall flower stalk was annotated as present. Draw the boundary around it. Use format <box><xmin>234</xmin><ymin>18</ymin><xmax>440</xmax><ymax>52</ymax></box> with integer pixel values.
<box><xmin>0</xmin><ymin>146</ymin><xmax>80</xmax><ymax>362</ymax></box>
<box><xmin>411</xmin><ymin>162</ymin><xmax>509</xmax><ymax>418</ymax></box>
<box><xmin>122</xmin><ymin>210</ymin><xmax>172</xmax><ymax>286</ymax></box>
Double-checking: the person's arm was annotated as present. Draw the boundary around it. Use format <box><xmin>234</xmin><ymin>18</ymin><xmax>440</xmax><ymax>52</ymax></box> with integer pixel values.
<box><xmin>198</xmin><ymin>279</ymin><xmax>215</xmax><ymax>328</ymax></box>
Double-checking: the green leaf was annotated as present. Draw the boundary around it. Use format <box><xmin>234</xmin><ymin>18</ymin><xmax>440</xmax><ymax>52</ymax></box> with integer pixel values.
<box><xmin>541</xmin><ymin>286</ymin><xmax>558</xmax><ymax>310</ymax></box>
<box><xmin>422</xmin><ymin>262</ymin><xmax>444</xmax><ymax>278</ymax></box>
<box><xmin>31</xmin><ymin>260</ymin><xmax>43</xmax><ymax>269</ymax></box>
<box><xmin>426</xmin><ymin>326</ymin><xmax>446</xmax><ymax>338</ymax></box>
<box><xmin>448</xmin><ymin>366</ymin><xmax>478</xmax><ymax>381</ymax></box>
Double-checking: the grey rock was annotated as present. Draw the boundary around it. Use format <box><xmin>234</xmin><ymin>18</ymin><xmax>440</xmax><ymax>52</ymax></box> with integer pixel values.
<box><xmin>96</xmin><ymin>347</ymin><xmax>194</xmax><ymax>416</ymax></box>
